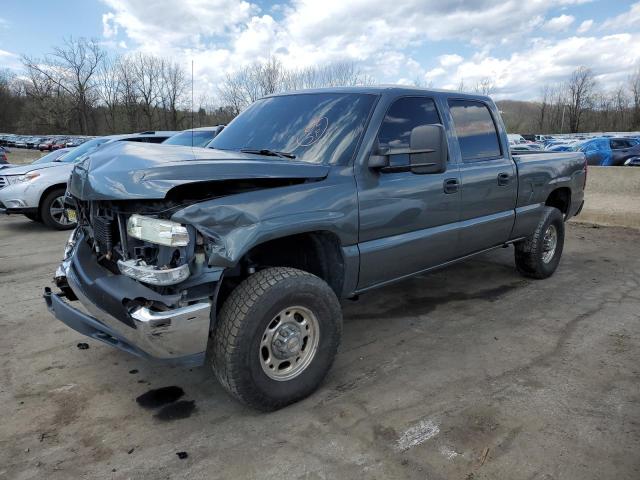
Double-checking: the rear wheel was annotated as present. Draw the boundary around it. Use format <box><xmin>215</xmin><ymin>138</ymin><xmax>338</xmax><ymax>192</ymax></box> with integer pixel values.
<box><xmin>514</xmin><ymin>206</ymin><xmax>564</xmax><ymax>279</ymax></box>
<box><xmin>211</xmin><ymin>267</ymin><xmax>342</xmax><ymax>411</ymax></box>
<box><xmin>40</xmin><ymin>188</ymin><xmax>76</xmax><ymax>230</ymax></box>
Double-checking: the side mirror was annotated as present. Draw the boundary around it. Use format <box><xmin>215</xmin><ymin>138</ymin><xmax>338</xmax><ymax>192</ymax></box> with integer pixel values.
<box><xmin>369</xmin><ymin>124</ymin><xmax>447</xmax><ymax>174</ymax></box>
<box><xmin>408</xmin><ymin>124</ymin><xmax>447</xmax><ymax>174</ymax></box>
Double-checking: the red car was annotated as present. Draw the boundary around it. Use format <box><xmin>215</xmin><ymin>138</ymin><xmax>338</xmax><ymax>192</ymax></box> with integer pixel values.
<box><xmin>38</xmin><ymin>139</ymin><xmax>57</xmax><ymax>151</ymax></box>
<box><xmin>51</xmin><ymin>138</ymin><xmax>70</xmax><ymax>151</ymax></box>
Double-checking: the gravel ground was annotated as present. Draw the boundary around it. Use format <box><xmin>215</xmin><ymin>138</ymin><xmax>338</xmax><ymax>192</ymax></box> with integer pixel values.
<box><xmin>0</xmin><ymin>216</ymin><xmax>638</xmax><ymax>480</ymax></box>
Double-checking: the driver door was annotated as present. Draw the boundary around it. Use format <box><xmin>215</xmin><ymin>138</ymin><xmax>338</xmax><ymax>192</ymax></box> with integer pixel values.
<box><xmin>356</xmin><ymin>96</ymin><xmax>461</xmax><ymax>290</ymax></box>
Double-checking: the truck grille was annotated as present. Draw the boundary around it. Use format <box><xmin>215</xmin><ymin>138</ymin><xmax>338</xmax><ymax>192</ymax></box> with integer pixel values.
<box><xmin>0</xmin><ymin>176</ymin><xmax>6</xmax><ymax>189</ymax></box>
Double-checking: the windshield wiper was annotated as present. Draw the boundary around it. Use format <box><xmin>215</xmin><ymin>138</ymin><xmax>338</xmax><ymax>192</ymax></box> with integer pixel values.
<box><xmin>240</xmin><ymin>148</ymin><xmax>296</xmax><ymax>159</ymax></box>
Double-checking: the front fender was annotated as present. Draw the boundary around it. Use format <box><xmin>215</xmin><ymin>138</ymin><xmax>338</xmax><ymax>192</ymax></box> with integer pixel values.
<box><xmin>170</xmin><ymin>167</ymin><xmax>359</xmax><ymax>267</ymax></box>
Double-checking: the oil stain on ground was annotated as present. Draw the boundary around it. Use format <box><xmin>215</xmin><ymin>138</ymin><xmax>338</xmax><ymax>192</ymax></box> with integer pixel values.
<box><xmin>135</xmin><ymin>386</ymin><xmax>197</xmax><ymax>421</ymax></box>
<box><xmin>154</xmin><ymin>400</ymin><xmax>197</xmax><ymax>421</ymax></box>
<box><xmin>136</xmin><ymin>386</ymin><xmax>185</xmax><ymax>409</ymax></box>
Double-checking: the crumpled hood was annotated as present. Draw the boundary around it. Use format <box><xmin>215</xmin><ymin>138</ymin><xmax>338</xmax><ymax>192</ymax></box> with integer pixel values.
<box><xmin>68</xmin><ymin>141</ymin><xmax>330</xmax><ymax>200</ymax></box>
<box><xmin>0</xmin><ymin>162</ymin><xmax>66</xmax><ymax>175</ymax></box>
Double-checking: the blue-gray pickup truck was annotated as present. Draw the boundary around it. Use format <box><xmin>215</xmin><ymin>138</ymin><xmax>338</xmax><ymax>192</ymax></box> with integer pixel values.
<box><xmin>44</xmin><ymin>86</ymin><xmax>587</xmax><ymax>410</ymax></box>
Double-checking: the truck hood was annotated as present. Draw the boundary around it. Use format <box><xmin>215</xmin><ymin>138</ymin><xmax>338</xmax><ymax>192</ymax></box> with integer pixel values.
<box><xmin>0</xmin><ymin>162</ymin><xmax>67</xmax><ymax>175</ymax></box>
<box><xmin>68</xmin><ymin>141</ymin><xmax>330</xmax><ymax>201</ymax></box>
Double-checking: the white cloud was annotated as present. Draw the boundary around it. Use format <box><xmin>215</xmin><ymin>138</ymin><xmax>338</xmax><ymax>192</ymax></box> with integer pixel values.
<box><xmin>439</xmin><ymin>33</ymin><xmax>640</xmax><ymax>99</ymax></box>
<box><xmin>439</xmin><ymin>54</ymin><xmax>463</xmax><ymax>67</ymax></box>
<box><xmin>544</xmin><ymin>14</ymin><xmax>575</xmax><ymax>32</ymax></box>
<box><xmin>98</xmin><ymin>0</ymin><xmax>640</xmax><ymax>101</ymax></box>
<box><xmin>102</xmin><ymin>12</ymin><xmax>118</xmax><ymax>37</ymax></box>
<box><xmin>601</xmin><ymin>1</ymin><xmax>640</xmax><ymax>30</ymax></box>
<box><xmin>577</xmin><ymin>19</ymin><xmax>593</xmax><ymax>33</ymax></box>
<box><xmin>0</xmin><ymin>49</ymin><xmax>21</xmax><ymax>71</ymax></box>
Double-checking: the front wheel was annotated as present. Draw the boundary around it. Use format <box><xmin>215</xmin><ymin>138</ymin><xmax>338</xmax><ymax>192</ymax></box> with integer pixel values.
<box><xmin>40</xmin><ymin>188</ymin><xmax>77</xmax><ymax>230</ymax></box>
<box><xmin>514</xmin><ymin>206</ymin><xmax>564</xmax><ymax>279</ymax></box>
<box><xmin>211</xmin><ymin>267</ymin><xmax>342</xmax><ymax>411</ymax></box>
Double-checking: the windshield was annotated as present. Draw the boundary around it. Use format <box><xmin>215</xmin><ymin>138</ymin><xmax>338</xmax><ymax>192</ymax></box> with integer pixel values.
<box><xmin>209</xmin><ymin>93</ymin><xmax>377</xmax><ymax>164</ymax></box>
<box><xmin>55</xmin><ymin>137</ymin><xmax>111</xmax><ymax>163</ymax></box>
<box><xmin>164</xmin><ymin>130</ymin><xmax>218</xmax><ymax>147</ymax></box>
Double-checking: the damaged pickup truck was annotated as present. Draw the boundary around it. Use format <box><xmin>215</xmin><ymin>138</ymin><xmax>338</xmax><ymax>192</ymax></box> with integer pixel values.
<box><xmin>44</xmin><ymin>87</ymin><xmax>587</xmax><ymax>410</ymax></box>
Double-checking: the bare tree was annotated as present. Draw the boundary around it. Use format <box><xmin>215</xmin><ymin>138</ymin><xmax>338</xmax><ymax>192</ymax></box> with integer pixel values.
<box><xmin>97</xmin><ymin>55</ymin><xmax>122</xmax><ymax>133</ymax></box>
<box><xmin>131</xmin><ymin>53</ymin><xmax>162</xmax><ymax>129</ymax></box>
<box><xmin>473</xmin><ymin>77</ymin><xmax>495</xmax><ymax>96</ymax></box>
<box><xmin>117</xmin><ymin>56</ymin><xmax>141</xmax><ymax>131</ymax></box>
<box><xmin>22</xmin><ymin>37</ymin><xmax>105</xmax><ymax>134</ymax></box>
<box><xmin>537</xmin><ymin>85</ymin><xmax>551</xmax><ymax>131</ymax></box>
<box><xmin>566</xmin><ymin>66</ymin><xmax>596</xmax><ymax>133</ymax></box>
<box><xmin>629</xmin><ymin>66</ymin><xmax>640</xmax><ymax>129</ymax></box>
<box><xmin>159</xmin><ymin>60</ymin><xmax>188</xmax><ymax>130</ymax></box>
<box><xmin>219</xmin><ymin>57</ymin><xmax>374</xmax><ymax>115</ymax></box>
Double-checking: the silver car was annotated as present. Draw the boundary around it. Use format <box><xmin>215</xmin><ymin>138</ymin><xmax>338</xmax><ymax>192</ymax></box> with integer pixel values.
<box><xmin>0</xmin><ymin>132</ymin><xmax>177</xmax><ymax>229</ymax></box>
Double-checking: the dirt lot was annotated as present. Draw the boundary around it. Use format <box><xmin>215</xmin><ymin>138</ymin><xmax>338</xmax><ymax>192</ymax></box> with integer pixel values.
<box><xmin>0</xmin><ymin>216</ymin><xmax>638</xmax><ymax>480</ymax></box>
<box><xmin>4</xmin><ymin>149</ymin><xmax>44</xmax><ymax>165</ymax></box>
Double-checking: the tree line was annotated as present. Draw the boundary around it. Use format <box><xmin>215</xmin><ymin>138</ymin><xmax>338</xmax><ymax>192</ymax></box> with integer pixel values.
<box><xmin>497</xmin><ymin>66</ymin><xmax>640</xmax><ymax>134</ymax></box>
<box><xmin>0</xmin><ymin>38</ymin><xmax>371</xmax><ymax>136</ymax></box>
<box><xmin>1</xmin><ymin>37</ymin><xmax>639</xmax><ymax>136</ymax></box>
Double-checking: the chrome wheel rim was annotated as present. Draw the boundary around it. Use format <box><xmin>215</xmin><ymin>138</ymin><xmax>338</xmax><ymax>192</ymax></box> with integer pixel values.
<box><xmin>542</xmin><ymin>224</ymin><xmax>558</xmax><ymax>263</ymax></box>
<box><xmin>259</xmin><ymin>306</ymin><xmax>320</xmax><ymax>381</ymax></box>
<box><xmin>50</xmin><ymin>196</ymin><xmax>74</xmax><ymax>226</ymax></box>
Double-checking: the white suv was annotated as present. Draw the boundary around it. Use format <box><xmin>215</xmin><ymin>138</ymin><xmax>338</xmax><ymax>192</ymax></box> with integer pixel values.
<box><xmin>0</xmin><ymin>132</ymin><xmax>176</xmax><ymax>229</ymax></box>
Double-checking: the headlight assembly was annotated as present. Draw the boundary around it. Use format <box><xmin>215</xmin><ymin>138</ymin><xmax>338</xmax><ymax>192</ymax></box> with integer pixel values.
<box><xmin>4</xmin><ymin>172</ymin><xmax>40</xmax><ymax>185</ymax></box>
<box><xmin>126</xmin><ymin>214</ymin><xmax>189</xmax><ymax>247</ymax></box>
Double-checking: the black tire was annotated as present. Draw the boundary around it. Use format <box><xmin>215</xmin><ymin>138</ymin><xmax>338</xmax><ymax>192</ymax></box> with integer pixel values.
<box><xmin>514</xmin><ymin>206</ymin><xmax>564</xmax><ymax>279</ymax></box>
<box><xmin>39</xmin><ymin>188</ymin><xmax>76</xmax><ymax>230</ymax></box>
<box><xmin>211</xmin><ymin>267</ymin><xmax>342</xmax><ymax>411</ymax></box>
<box><xmin>24</xmin><ymin>212</ymin><xmax>41</xmax><ymax>222</ymax></box>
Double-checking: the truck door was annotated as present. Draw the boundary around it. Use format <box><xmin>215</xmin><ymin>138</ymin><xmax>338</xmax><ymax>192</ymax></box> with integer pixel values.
<box><xmin>356</xmin><ymin>96</ymin><xmax>461</xmax><ymax>290</ymax></box>
<box><xmin>447</xmin><ymin>99</ymin><xmax>517</xmax><ymax>255</ymax></box>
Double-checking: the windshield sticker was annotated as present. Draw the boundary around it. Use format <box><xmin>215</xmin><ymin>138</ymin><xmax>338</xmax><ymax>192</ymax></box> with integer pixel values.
<box><xmin>296</xmin><ymin>117</ymin><xmax>329</xmax><ymax>147</ymax></box>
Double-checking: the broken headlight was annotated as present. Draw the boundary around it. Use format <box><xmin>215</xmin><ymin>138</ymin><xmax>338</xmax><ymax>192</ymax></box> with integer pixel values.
<box><xmin>127</xmin><ymin>214</ymin><xmax>189</xmax><ymax>247</ymax></box>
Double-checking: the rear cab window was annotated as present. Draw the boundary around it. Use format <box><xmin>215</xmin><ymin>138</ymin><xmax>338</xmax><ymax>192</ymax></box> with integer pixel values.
<box><xmin>448</xmin><ymin>99</ymin><xmax>502</xmax><ymax>161</ymax></box>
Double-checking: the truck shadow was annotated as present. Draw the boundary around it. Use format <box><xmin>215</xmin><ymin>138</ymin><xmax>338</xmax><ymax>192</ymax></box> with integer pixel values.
<box><xmin>342</xmin><ymin>250</ymin><xmax>527</xmax><ymax>323</ymax></box>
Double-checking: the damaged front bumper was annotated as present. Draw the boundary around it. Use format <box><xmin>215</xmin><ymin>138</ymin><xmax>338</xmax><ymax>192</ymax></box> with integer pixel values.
<box><xmin>44</xmin><ymin>231</ymin><xmax>223</xmax><ymax>366</ymax></box>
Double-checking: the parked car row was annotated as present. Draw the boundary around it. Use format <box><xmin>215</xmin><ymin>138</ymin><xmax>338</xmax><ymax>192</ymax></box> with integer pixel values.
<box><xmin>508</xmin><ymin>132</ymin><xmax>640</xmax><ymax>166</ymax></box>
<box><xmin>0</xmin><ymin>127</ymin><xmax>224</xmax><ymax>229</ymax></box>
<box><xmin>0</xmin><ymin>134</ymin><xmax>94</xmax><ymax>151</ymax></box>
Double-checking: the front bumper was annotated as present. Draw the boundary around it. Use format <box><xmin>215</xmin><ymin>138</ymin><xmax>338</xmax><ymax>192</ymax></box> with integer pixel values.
<box><xmin>0</xmin><ymin>182</ymin><xmax>42</xmax><ymax>212</ymax></box>
<box><xmin>45</xmin><ymin>233</ymin><xmax>222</xmax><ymax>366</ymax></box>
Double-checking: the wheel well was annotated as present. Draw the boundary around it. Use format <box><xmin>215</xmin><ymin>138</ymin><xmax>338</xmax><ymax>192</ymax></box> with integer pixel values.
<box><xmin>215</xmin><ymin>231</ymin><xmax>345</xmax><ymax>314</ymax></box>
<box><xmin>545</xmin><ymin>187</ymin><xmax>571</xmax><ymax>215</ymax></box>
<box><xmin>39</xmin><ymin>184</ymin><xmax>67</xmax><ymax>211</ymax></box>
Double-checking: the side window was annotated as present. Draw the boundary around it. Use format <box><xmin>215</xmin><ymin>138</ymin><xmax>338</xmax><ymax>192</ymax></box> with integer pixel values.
<box><xmin>610</xmin><ymin>139</ymin><xmax>631</xmax><ymax>150</ymax></box>
<box><xmin>377</xmin><ymin>97</ymin><xmax>441</xmax><ymax>151</ymax></box>
<box><xmin>448</xmin><ymin>100</ymin><xmax>501</xmax><ymax>161</ymax></box>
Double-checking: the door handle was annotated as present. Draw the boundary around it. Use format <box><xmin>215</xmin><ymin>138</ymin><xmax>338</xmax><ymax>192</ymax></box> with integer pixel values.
<box><xmin>497</xmin><ymin>172</ymin><xmax>510</xmax><ymax>186</ymax></box>
<box><xmin>443</xmin><ymin>178</ymin><xmax>459</xmax><ymax>194</ymax></box>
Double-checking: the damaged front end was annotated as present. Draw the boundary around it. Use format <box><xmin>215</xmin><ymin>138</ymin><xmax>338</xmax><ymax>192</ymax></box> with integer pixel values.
<box><xmin>44</xmin><ymin>197</ymin><xmax>224</xmax><ymax>366</ymax></box>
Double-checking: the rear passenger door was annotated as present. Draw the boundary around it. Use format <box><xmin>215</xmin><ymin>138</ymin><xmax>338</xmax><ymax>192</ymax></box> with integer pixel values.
<box><xmin>448</xmin><ymin>99</ymin><xmax>517</xmax><ymax>255</ymax></box>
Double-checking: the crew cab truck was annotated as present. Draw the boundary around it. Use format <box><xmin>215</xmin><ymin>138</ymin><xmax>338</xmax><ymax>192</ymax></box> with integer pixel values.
<box><xmin>44</xmin><ymin>87</ymin><xmax>586</xmax><ymax>410</ymax></box>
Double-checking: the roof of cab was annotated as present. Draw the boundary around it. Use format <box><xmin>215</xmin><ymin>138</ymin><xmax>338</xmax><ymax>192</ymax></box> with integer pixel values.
<box><xmin>263</xmin><ymin>85</ymin><xmax>492</xmax><ymax>102</ymax></box>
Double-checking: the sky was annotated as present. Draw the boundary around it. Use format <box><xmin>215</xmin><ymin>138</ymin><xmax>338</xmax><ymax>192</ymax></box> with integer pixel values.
<box><xmin>1</xmin><ymin>0</ymin><xmax>639</xmax><ymax>101</ymax></box>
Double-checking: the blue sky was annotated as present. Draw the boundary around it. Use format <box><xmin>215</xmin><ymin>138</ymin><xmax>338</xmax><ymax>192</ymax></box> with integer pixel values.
<box><xmin>1</xmin><ymin>1</ymin><xmax>639</xmax><ymax>100</ymax></box>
